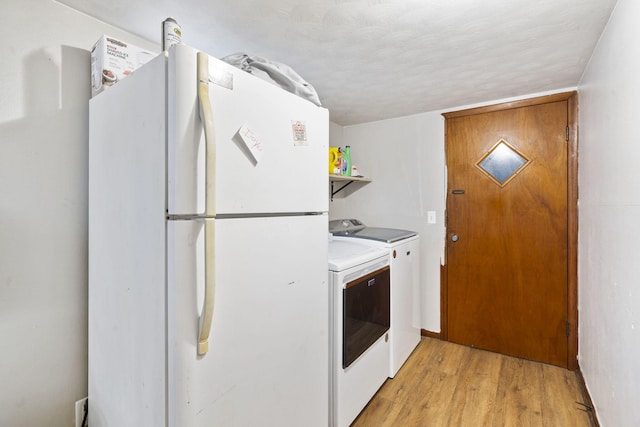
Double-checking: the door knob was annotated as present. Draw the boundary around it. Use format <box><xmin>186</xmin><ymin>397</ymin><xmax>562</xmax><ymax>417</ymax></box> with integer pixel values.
<box><xmin>451</xmin><ymin>234</ymin><xmax>459</xmax><ymax>242</ymax></box>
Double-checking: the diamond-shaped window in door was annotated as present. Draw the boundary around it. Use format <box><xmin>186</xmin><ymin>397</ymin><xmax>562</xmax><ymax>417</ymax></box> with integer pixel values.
<box><xmin>476</xmin><ymin>139</ymin><xmax>530</xmax><ymax>186</ymax></box>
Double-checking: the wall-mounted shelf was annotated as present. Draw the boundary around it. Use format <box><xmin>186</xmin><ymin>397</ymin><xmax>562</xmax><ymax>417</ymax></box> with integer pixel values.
<box><xmin>329</xmin><ymin>175</ymin><xmax>372</xmax><ymax>201</ymax></box>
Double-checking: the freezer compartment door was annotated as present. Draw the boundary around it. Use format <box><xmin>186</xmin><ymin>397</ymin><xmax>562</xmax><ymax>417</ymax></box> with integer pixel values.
<box><xmin>168</xmin><ymin>45</ymin><xmax>329</xmax><ymax>216</ymax></box>
<box><xmin>167</xmin><ymin>214</ymin><xmax>329</xmax><ymax>426</ymax></box>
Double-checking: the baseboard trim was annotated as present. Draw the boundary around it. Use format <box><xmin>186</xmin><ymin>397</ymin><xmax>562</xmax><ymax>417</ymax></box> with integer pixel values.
<box><xmin>420</xmin><ymin>329</ymin><xmax>441</xmax><ymax>339</ymax></box>
<box><xmin>576</xmin><ymin>364</ymin><xmax>600</xmax><ymax>427</ymax></box>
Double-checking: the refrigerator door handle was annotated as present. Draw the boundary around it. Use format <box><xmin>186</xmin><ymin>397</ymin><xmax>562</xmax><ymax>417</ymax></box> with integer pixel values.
<box><xmin>197</xmin><ymin>51</ymin><xmax>216</xmax><ymax>216</ymax></box>
<box><xmin>198</xmin><ymin>218</ymin><xmax>216</xmax><ymax>355</ymax></box>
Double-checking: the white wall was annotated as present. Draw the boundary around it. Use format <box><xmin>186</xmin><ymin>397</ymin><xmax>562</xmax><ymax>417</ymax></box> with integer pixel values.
<box><xmin>0</xmin><ymin>1</ymin><xmax>158</xmax><ymax>425</ymax></box>
<box><xmin>329</xmin><ymin>121</ymin><xmax>344</xmax><ymax>157</ymax></box>
<box><xmin>329</xmin><ymin>89</ymin><xmax>579</xmax><ymax>333</ymax></box>
<box><xmin>578</xmin><ymin>0</ymin><xmax>640</xmax><ymax>425</ymax></box>
<box><xmin>329</xmin><ymin>113</ymin><xmax>446</xmax><ymax>332</ymax></box>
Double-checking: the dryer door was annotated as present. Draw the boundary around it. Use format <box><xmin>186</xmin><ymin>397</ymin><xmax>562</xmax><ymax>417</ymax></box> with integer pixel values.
<box><xmin>342</xmin><ymin>266</ymin><xmax>390</xmax><ymax>368</ymax></box>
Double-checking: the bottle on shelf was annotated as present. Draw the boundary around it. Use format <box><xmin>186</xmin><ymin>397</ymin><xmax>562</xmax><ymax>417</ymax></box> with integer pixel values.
<box><xmin>341</xmin><ymin>145</ymin><xmax>351</xmax><ymax>176</ymax></box>
<box><xmin>329</xmin><ymin>147</ymin><xmax>341</xmax><ymax>174</ymax></box>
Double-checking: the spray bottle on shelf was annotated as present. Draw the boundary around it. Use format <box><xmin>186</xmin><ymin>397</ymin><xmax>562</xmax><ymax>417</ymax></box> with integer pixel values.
<box><xmin>341</xmin><ymin>145</ymin><xmax>352</xmax><ymax>176</ymax></box>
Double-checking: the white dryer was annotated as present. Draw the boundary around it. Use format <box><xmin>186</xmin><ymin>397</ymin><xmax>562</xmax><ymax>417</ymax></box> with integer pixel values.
<box><xmin>328</xmin><ymin>236</ymin><xmax>390</xmax><ymax>427</ymax></box>
<box><xmin>329</xmin><ymin>219</ymin><xmax>421</xmax><ymax>378</ymax></box>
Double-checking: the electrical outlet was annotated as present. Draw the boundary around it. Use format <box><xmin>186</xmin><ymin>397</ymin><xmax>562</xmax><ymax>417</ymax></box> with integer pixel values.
<box><xmin>427</xmin><ymin>211</ymin><xmax>436</xmax><ymax>224</ymax></box>
<box><xmin>75</xmin><ymin>397</ymin><xmax>88</xmax><ymax>427</ymax></box>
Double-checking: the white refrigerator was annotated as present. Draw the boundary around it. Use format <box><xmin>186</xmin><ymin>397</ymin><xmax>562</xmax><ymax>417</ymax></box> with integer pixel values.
<box><xmin>88</xmin><ymin>44</ymin><xmax>329</xmax><ymax>426</ymax></box>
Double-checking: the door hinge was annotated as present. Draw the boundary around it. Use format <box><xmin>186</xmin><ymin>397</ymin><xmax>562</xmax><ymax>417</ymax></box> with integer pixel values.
<box><xmin>566</xmin><ymin>126</ymin><xmax>570</xmax><ymax>142</ymax></box>
<box><xmin>566</xmin><ymin>320</ymin><xmax>570</xmax><ymax>337</ymax></box>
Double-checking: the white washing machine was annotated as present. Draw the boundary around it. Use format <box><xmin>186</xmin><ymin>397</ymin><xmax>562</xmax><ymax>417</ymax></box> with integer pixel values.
<box><xmin>328</xmin><ymin>236</ymin><xmax>390</xmax><ymax>427</ymax></box>
<box><xmin>329</xmin><ymin>219</ymin><xmax>421</xmax><ymax>378</ymax></box>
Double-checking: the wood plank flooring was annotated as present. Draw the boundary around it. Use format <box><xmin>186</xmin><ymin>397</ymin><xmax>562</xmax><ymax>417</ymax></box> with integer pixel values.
<box><xmin>352</xmin><ymin>338</ymin><xmax>595</xmax><ymax>427</ymax></box>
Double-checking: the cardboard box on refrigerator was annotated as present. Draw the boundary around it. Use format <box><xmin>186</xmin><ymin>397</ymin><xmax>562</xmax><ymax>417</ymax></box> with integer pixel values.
<box><xmin>91</xmin><ymin>35</ymin><xmax>157</xmax><ymax>97</ymax></box>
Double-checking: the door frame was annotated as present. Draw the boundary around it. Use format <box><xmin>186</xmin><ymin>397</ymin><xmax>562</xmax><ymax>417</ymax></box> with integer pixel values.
<box><xmin>440</xmin><ymin>92</ymin><xmax>578</xmax><ymax>370</ymax></box>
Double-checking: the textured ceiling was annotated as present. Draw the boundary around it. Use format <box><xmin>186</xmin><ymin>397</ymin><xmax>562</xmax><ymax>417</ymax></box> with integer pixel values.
<box><xmin>61</xmin><ymin>0</ymin><xmax>618</xmax><ymax>125</ymax></box>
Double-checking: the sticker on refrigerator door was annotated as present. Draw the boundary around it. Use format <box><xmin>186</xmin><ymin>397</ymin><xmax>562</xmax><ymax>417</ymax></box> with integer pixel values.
<box><xmin>235</xmin><ymin>123</ymin><xmax>263</xmax><ymax>164</ymax></box>
<box><xmin>291</xmin><ymin>121</ymin><xmax>307</xmax><ymax>146</ymax></box>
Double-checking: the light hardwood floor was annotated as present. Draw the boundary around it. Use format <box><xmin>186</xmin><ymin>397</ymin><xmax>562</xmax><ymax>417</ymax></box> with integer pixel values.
<box><xmin>352</xmin><ymin>338</ymin><xmax>595</xmax><ymax>427</ymax></box>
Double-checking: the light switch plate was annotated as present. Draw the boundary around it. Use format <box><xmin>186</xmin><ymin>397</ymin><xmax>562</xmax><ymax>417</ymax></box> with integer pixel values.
<box><xmin>427</xmin><ymin>211</ymin><xmax>436</xmax><ymax>224</ymax></box>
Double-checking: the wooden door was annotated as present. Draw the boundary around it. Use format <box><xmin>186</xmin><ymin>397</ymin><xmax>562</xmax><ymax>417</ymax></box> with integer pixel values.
<box><xmin>443</xmin><ymin>93</ymin><xmax>577</xmax><ymax>369</ymax></box>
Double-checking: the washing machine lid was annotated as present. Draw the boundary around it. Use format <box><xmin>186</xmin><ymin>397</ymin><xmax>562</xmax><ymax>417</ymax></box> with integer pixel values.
<box><xmin>328</xmin><ymin>238</ymin><xmax>388</xmax><ymax>271</ymax></box>
<box><xmin>329</xmin><ymin>219</ymin><xmax>417</xmax><ymax>243</ymax></box>
<box><xmin>342</xmin><ymin>227</ymin><xmax>417</xmax><ymax>243</ymax></box>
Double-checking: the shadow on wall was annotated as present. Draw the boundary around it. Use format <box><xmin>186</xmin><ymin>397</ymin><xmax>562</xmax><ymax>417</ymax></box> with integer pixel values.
<box><xmin>0</xmin><ymin>46</ymin><xmax>91</xmax><ymax>425</ymax></box>
<box><xmin>25</xmin><ymin>48</ymin><xmax>60</xmax><ymax>113</ymax></box>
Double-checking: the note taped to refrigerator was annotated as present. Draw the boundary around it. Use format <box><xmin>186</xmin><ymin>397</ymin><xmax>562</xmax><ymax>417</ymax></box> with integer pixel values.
<box><xmin>237</xmin><ymin>123</ymin><xmax>263</xmax><ymax>163</ymax></box>
<box><xmin>292</xmin><ymin>121</ymin><xmax>308</xmax><ymax>146</ymax></box>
